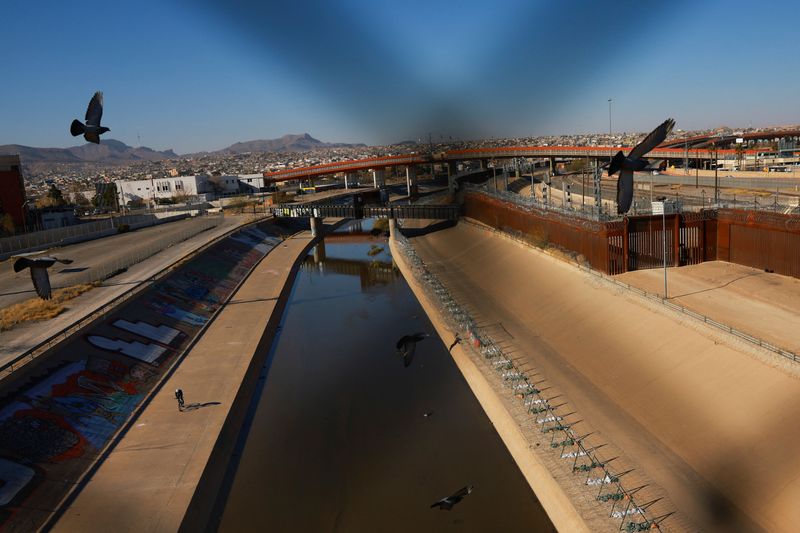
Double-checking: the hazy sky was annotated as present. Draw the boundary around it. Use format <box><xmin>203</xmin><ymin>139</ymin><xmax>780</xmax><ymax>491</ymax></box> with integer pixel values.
<box><xmin>2</xmin><ymin>0</ymin><xmax>798</xmax><ymax>153</ymax></box>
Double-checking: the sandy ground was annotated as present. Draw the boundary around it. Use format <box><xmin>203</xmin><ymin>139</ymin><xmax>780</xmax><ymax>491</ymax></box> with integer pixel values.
<box><xmin>618</xmin><ymin>261</ymin><xmax>800</xmax><ymax>355</ymax></box>
<box><xmin>407</xmin><ymin>221</ymin><xmax>800</xmax><ymax>532</ymax></box>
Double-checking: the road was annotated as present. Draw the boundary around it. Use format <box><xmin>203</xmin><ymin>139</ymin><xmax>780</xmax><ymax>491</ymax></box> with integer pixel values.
<box><xmin>0</xmin><ymin>216</ymin><xmax>225</xmax><ymax>309</ymax></box>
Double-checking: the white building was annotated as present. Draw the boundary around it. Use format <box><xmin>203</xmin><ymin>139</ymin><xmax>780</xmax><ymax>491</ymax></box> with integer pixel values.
<box><xmin>236</xmin><ymin>173</ymin><xmax>273</xmax><ymax>194</ymax></box>
<box><xmin>115</xmin><ymin>173</ymin><xmax>276</xmax><ymax>206</ymax></box>
<box><xmin>115</xmin><ymin>175</ymin><xmax>213</xmax><ymax>206</ymax></box>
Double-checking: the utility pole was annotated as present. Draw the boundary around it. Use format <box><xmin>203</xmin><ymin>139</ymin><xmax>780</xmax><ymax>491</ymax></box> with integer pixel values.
<box><xmin>608</xmin><ymin>98</ymin><xmax>613</xmax><ymax>163</ymax></box>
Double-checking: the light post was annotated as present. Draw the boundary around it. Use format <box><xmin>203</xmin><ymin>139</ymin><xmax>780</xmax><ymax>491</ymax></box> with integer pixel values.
<box><xmin>653</xmin><ymin>197</ymin><xmax>668</xmax><ymax>299</ymax></box>
<box><xmin>608</xmin><ymin>98</ymin><xmax>613</xmax><ymax>163</ymax></box>
<box><xmin>714</xmin><ymin>141</ymin><xmax>719</xmax><ymax>204</ymax></box>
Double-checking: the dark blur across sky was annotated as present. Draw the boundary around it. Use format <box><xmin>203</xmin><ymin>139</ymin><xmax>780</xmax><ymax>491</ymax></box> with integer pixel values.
<box><xmin>2</xmin><ymin>0</ymin><xmax>799</xmax><ymax>152</ymax></box>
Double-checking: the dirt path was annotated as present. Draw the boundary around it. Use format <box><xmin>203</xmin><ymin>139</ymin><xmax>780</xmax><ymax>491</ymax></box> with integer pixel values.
<box><xmin>408</xmin><ymin>221</ymin><xmax>800</xmax><ymax>532</ymax></box>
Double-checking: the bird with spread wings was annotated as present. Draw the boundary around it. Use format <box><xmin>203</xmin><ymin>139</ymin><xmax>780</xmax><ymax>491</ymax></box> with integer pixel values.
<box><xmin>608</xmin><ymin>118</ymin><xmax>675</xmax><ymax>214</ymax></box>
<box><xmin>13</xmin><ymin>255</ymin><xmax>74</xmax><ymax>300</ymax></box>
<box><xmin>70</xmin><ymin>91</ymin><xmax>110</xmax><ymax>144</ymax></box>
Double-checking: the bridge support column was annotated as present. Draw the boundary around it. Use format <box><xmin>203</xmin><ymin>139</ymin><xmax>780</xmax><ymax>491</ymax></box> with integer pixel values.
<box><xmin>310</xmin><ymin>216</ymin><xmax>323</xmax><ymax>238</ymax></box>
<box><xmin>344</xmin><ymin>173</ymin><xmax>355</xmax><ymax>189</ymax></box>
<box><xmin>313</xmin><ymin>240</ymin><xmax>327</xmax><ymax>264</ymax></box>
<box><xmin>549</xmin><ymin>157</ymin><xmax>556</xmax><ymax>175</ymax></box>
<box><xmin>372</xmin><ymin>169</ymin><xmax>385</xmax><ymax>188</ymax></box>
<box><xmin>405</xmin><ymin>165</ymin><xmax>418</xmax><ymax>197</ymax></box>
<box><xmin>388</xmin><ymin>217</ymin><xmax>397</xmax><ymax>240</ymax></box>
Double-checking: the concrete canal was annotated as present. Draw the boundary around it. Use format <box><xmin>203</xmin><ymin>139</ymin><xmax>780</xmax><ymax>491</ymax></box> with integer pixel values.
<box><xmin>217</xmin><ymin>221</ymin><xmax>553</xmax><ymax>532</ymax></box>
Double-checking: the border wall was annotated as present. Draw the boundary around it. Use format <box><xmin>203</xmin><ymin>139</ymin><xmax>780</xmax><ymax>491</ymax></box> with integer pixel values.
<box><xmin>464</xmin><ymin>190</ymin><xmax>800</xmax><ymax>278</ymax></box>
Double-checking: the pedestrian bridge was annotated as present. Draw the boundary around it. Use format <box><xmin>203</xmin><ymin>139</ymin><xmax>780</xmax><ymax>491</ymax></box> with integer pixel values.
<box><xmin>268</xmin><ymin>203</ymin><xmax>461</xmax><ymax>220</ymax></box>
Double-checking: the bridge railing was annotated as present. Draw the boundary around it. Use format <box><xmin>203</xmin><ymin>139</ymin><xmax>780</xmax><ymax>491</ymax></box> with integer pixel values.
<box><xmin>269</xmin><ymin>203</ymin><xmax>461</xmax><ymax>220</ymax></box>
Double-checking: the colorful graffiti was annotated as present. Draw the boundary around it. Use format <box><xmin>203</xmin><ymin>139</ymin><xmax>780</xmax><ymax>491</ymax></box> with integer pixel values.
<box><xmin>0</xmin><ymin>222</ymin><xmax>283</xmax><ymax>529</ymax></box>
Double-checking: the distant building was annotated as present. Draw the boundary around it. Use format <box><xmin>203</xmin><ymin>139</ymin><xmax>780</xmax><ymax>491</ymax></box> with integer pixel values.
<box><xmin>39</xmin><ymin>207</ymin><xmax>78</xmax><ymax>229</ymax></box>
<box><xmin>236</xmin><ymin>173</ymin><xmax>273</xmax><ymax>194</ymax></box>
<box><xmin>0</xmin><ymin>155</ymin><xmax>27</xmax><ymax>231</ymax></box>
<box><xmin>115</xmin><ymin>175</ymin><xmax>213</xmax><ymax>206</ymax></box>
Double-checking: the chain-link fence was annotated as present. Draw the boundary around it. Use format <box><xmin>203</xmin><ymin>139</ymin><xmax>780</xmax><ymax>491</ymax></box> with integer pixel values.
<box><xmin>464</xmin><ymin>182</ymin><xmax>618</xmax><ymax>221</ymax></box>
<box><xmin>394</xmin><ymin>231</ymin><xmax>671</xmax><ymax>531</ymax></box>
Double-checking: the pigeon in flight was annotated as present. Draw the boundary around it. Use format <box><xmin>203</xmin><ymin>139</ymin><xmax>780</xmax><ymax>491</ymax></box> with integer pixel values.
<box><xmin>70</xmin><ymin>91</ymin><xmax>110</xmax><ymax>144</ymax></box>
<box><xmin>608</xmin><ymin>118</ymin><xmax>675</xmax><ymax>214</ymax></box>
<box><xmin>395</xmin><ymin>332</ymin><xmax>428</xmax><ymax>368</ymax></box>
<box><xmin>430</xmin><ymin>486</ymin><xmax>474</xmax><ymax>511</ymax></box>
<box><xmin>13</xmin><ymin>256</ymin><xmax>74</xmax><ymax>300</ymax></box>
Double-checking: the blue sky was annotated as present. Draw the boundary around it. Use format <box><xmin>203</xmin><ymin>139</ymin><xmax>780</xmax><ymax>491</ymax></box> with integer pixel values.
<box><xmin>2</xmin><ymin>0</ymin><xmax>798</xmax><ymax>153</ymax></box>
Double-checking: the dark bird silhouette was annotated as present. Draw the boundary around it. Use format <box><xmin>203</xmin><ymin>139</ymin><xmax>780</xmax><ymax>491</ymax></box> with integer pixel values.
<box><xmin>430</xmin><ymin>486</ymin><xmax>474</xmax><ymax>510</ymax></box>
<box><xmin>13</xmin><ymin>256</ymin><xmax>74</xmax><ymax>300</ymax></box>
<box><xmin>608</xmin><ymin>118</ymin><xmax>675</xmax><ymax>214</ymax></box>
<box><xmin>395</xmin><ymin>332</ymin><xmax>428</xmax><ymax>368</ymax></box>
<box><xmin>448</xmin><ymin>334</ymin><xmax>461</xmax><ymax>352</ymax></box>
<box><xmin>70</xmin><ymin>91</ymin><xmax>110</xmax><ymax>144</ymax></box>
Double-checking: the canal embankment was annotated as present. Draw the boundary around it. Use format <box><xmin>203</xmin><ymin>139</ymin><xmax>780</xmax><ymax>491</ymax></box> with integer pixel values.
<box><xmin>50</xmin><ymin>227</ymin><xmax>322</xmax><ymax>532</ymax></box>
<box><xmin>389</xmin><ymin>229</ymin><xmax>592</xmax><ymax>533</ymax></box>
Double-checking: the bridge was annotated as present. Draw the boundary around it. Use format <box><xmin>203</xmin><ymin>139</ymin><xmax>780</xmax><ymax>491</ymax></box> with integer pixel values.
<box><xmin>260</xmin><ymin>145</ymin><xmax>776</xmax><ymax>187</ymax></box>
<box><xmin>269</xmin><ymin>203</ymin><xmax>461</xmax><ymax>221</ymax></box>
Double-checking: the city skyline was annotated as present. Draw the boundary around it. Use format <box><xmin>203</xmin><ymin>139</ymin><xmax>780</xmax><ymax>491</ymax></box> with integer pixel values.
<box><xmin>3</xmin><ymin>0</ymin><xmax>799</xmax><ymax>153</ymax></box>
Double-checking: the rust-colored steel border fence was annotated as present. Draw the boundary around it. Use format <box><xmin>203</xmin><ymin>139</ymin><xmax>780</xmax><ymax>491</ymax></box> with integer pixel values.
<box><xmin>464</xmin><ymin>191</ymin><xmax>800</xmax><ymax>278</ymax></box>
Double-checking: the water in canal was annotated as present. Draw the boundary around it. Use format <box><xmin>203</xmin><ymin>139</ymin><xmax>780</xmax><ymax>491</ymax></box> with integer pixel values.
<box><xmin>218</xmin><ymin>221</ymin><xmax>553</xmax><ymax>532</ymax></box>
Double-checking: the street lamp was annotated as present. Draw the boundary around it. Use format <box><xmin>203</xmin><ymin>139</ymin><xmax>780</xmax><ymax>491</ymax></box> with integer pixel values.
<box><xmin>652</xmin><ymin>196</ymin><xmax>669</xmax><ymax>298</ymax></box>
<box><xmin>608</xmin><ymin>98</ymin><xmax>613</xmax><ymax>162</ymax></box>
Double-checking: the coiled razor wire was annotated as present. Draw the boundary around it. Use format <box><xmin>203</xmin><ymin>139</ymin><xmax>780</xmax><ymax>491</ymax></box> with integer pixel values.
<box><xmin>394</xmin><ymin>232</ymin><xmax>668</xmax><ymax>531</ymax></box>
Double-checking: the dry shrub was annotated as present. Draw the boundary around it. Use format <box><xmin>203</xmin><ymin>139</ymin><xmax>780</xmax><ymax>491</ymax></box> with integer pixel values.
<box><xmin>0</xmin><ymin>283</ymin><xmax>97</xmax><ymax>331</ymax></box>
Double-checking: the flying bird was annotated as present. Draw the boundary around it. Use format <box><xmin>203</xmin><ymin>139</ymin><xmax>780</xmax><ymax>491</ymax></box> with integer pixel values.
<box><xmin>430</xmin><ymin>486</ymin><xmax>474</xmax><ymax>511</ymax></box>
<box><xmin>70</xmin><ymin>91</ymin><xmax>110</xmax><ymax>144</ymax></box>
<box><xmin>13</xmin><ymin>256</ymin><xmax>74</xmax><ymax>300</ymax></box>
<box><xmin>395</xmin><ymin>332</ymin><xmax>428</xmax><ymax>368</ymax></box>
<box><xmin>608</xmin><ymin>118</ymin><xmax>675</xmax><ymax>214</ymax></box>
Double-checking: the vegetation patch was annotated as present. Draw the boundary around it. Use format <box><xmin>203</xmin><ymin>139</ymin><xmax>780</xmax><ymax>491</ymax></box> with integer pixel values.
<box><xmin>367</xmin><ymin>245</ymin><xmax>384</xmax><ymax>257</ymax></box>
<box><xmin>0</xmin><ymin>283</ymin><xmax>97</xmax><ymax>331</ymax></box>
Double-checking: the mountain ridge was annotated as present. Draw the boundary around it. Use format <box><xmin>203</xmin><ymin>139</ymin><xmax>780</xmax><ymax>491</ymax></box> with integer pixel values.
<box><xmin>0</xmin><ymin>133</ymin><xmax>365</xmax><ymax>164</ymax></box>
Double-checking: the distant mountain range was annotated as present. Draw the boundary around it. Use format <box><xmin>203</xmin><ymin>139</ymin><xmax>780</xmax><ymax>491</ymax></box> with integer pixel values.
<box><xmin>0</xmin><ymin>139</ymin><xmax>178</xmax><ymax>164</ymax></box>
<box><xmin>214</xmin><ymin>133</ymin><xmax>365</xmax><ymax>154</ymax></box>
<box><xmin>0</xmin><ymin>133</ymin><xmax>365</xmax><ymax>165</ymax></box>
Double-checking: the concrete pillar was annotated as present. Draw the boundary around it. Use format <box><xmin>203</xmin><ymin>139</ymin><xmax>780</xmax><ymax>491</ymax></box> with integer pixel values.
<box><xmin>372</xmin><ymin>168</ymin><xmax>385</xmax><ymax>188</ymax></box>
<box><xmin>310</xmin><ymin>216</ymin><xmax>322</xmax><ymax>238</ymax></box>
<box><xmin>479</xmin><ymin>159</ymin><xmax>488</xmax><ymax>170</ymax></box>
<box><xmin>313</xmin><ymin>240</ymin><xmax>326</xmax><ymax>264</ymax></box>
<box><xmin>388</xmin><ymin>217</ymin><xmax>397</xmax><ymax>240</ymax></box>
<box><xmin>343</xmin><ymin>173</ymin><xmax>350</xmax><ymax>189</ymax></box>
<box><xmin>549</xmin><ymin>157</ymin><xmax>556</xmax><ymax>175</ymax></box>
<box><xmin>405</xmin><ymin>165</ymin><xmax>418</xmax><ymax>197</ymax></box>
<box><xmin>447</xmin><ymin>161</ymin><xmax>457</xmax><ymax>177</ymax></box>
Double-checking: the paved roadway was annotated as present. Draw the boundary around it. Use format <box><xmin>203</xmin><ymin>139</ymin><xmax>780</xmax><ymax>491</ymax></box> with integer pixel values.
<box><xmin>0</xmin><ymin>215</ymin><xmax>253</xmax><ymax>365</ymax></box>
<box><xmin>0</xmin><ymin>216</ymin><xmax>227</xmax><ymax>309</ymax></box>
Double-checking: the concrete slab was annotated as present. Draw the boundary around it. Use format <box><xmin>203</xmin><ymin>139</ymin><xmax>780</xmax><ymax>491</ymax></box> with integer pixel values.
<box><xmin>617</xmin><ymin>261</ymin><xmax>800</xmax><ymax>355</ymax></box>
<box><xmin>405</xmin><ymin>221</ymin><xmax>800</xmax><ymax>532</ymax></box>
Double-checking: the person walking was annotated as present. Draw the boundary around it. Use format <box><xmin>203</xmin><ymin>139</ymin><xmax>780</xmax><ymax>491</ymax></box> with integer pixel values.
<box><xmin>175</xmin><ymin>388</ymin><xmax>185</xmax><ymax>411</ymax></box>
